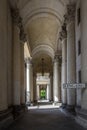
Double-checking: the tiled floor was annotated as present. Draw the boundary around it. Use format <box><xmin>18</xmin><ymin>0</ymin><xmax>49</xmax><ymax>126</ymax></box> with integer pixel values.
<box><xmin>6</xmin><ymin>108</ymin><xmax>86</xmax><ymax>130</ymax></box>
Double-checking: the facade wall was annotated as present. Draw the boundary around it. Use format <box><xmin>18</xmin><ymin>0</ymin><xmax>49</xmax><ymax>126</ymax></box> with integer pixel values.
<box><xmin>0</xmin><ymin>0</ymin><xmax>12</xmax><ymax>111</ymax></box>
<box><xmin>75</xmin><ymin>0</ymin><xmax>81</xmax><ymax>107</ymax></box>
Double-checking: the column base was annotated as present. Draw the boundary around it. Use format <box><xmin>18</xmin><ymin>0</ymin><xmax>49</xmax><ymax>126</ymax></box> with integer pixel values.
<box><xmin>53</xmin><ymin>101</ymin><xmax>61</xmax><ymax>106</ymax></box>
<box><xmin>66</xmin><ymin>105</ymin><xmax>76</xmax><ymax>115</ymax></box>
<box><xmin>21</xmin><ymin>104</ymin><xmax>27</xmax><ymax>111</ymax></box>
<box><xmin>75</xmin><ymin>107</ymin><xmax>87</xmax><ymax>128</ymax></box>
<box><xmin>61</xmin><ymin>103</ymin><xmax>67</xmax><ymax>109</ymax></box>
<box><xmin>13</xmin><ymin>104</ymin><xmax>26</xmax><ymax>119</ymax></box>
<box><xmin>0</xmin><ymin>108</ymin><xmax>13</xmax><ymax>129</ymax></box>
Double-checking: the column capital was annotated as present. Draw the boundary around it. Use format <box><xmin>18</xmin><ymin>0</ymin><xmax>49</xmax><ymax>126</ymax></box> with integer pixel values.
<box><xmin>64</xmin><ymin>4</ymin><xmax>76</xmax><ymax>24</ymax></box>
<box><xmin>20</xmin><ymin>25</ymin><xmax>27</xmax><ymax>43</ymax></box>
<box><xmin>11</xmin><ymin>8</ymin><xmax>22</xmax><ymax>27</ymax></box>
<box><xmin>54</xmin><ymin>55</ymin><xmax>59</xmax><ymax>62</ymax></box>
<box><xmin>11</xmin><ymin>8</ymin><xmax>27</xmax><ymax>43</ymax></box>
<box><xmin>59</xmin><ymin>23</ymin><xmax>67</xmax><ymax>41</ymax></box>
<box><xmin>54</xmin><ymin>52</ymin><xmax>61</xmax><ymax>63</ymax></box>
<box><xmin>25</xmin><ymin>58</ymin><xmax>32</xmax><ymax>65</ymax></box>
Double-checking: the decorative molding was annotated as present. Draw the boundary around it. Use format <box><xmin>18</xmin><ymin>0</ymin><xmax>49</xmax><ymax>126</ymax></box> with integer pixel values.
<box><xmin>20</xmin><ymin>25</ymin><xmax>27</xmax><ymax>43</ymax></box>
<box><xmin>32</xmin><ymin>45</ymin><xmax>54</xmax><ymax>59</ymax></box>
<box><xmin>64</xmin><ymin>4</ymin><xmax>76</xmax><ymax>24</ymax></box>
<box><xmin>25</xmin><ymin>10</ymin><xmax>61</xmax><ymax>28</ymax></box>
<box><xmin>59</xmin><ymin>23</ymin><xmax>67</xmax><ymax>41</ymax></box>
<box><xmin>25</xmin><ymin>58</ymin><xmax>32</xmax><ymax>65</ymax></box>
<box><xmin>54</xmin><ymin>51</ymin><xmax>61</xmax><ymax>63</ymax></box>
<box><xmin>11</xmin><ymin>8</ymin><xmax>22</xmax><ymax>27</ymax></box>
<box><xmin>21</xmin><ymin>2</ymin><xmax>63</xmax><ymax>26</ymax></box>
<box><xmin>11</xmin><ymin>8</ymin><xmax>26</xmax><ymax>42</ymax></box>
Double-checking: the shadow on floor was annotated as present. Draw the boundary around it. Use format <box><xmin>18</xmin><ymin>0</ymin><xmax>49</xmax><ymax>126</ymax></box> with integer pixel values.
<box><xmin>5</xmin><ymin>108</ymin><xmax>86</xmax><ymax>130</ymax></box>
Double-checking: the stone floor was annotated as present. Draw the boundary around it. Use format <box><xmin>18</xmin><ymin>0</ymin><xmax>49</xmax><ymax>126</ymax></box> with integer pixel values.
<box><xmin>5</xmin><ymin>108</ymin><xmax>86</xmax><ymax>130</ymax></box>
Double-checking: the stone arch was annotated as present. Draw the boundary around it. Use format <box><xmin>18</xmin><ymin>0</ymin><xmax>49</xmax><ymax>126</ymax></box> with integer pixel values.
<box><xmin>24</xmin><ymin>8</ymin><xmax>62</xmax><ymax>28</ymax></box>
<box><xmin>32</xmin><ymin>45</ymin><xmax>54</xmax><ymax>60</ymax></box>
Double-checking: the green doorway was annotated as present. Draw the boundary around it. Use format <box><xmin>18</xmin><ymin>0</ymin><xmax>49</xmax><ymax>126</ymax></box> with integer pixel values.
<box><xmin>40</xmin><ymin>85</ymin><xmax>47</xmax><ymax>100</ymax></box>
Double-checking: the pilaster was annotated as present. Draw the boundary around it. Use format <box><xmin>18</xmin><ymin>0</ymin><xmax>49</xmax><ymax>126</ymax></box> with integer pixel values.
<box><xmin>65</xmin><ymin>4</ymin><xmax>76</xmax><ymax>108</ymax></box>
<box><xmin>60</xmin><ymin>23</ymin><xmax>67</xmax><ymax>106</ymax></box>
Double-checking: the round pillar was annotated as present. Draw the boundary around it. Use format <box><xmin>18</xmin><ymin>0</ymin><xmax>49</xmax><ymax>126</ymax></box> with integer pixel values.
<box><xmin>26</xmin><ymin>58</ymin><xmax>33</xmax><ymax>103</ymax></box>
<box><xmin>47</xmin><ymin>84</ymin><xmax>51</xmax><ymax>101</ymax></box>
<box><xmin>37</xmin><ymin>85</ymin><xmax>40</xmax><ymax>101</ymax></box>
<box><xmin>50</xmin><ymin>75</ymin><xmax>53</xmax><ymax>101</ymax></box>
<box><xmin>26</xmin><ymin>59</ymin><xmax>30</xmax><ymax>103</ymax></box>
<box><xmin>33</xmin><ymin>75</ymin><xmax>37</xmax><ymax>102</ymax></box>
<box><xmin>53</xmin><ymin>54</ymin><xmax>61</xmax><ymax>102</ymax></box>
<box><xmin>20</xmin><ymin>43</ymin><xmax>25</xmax><ymax>105</ymax></box>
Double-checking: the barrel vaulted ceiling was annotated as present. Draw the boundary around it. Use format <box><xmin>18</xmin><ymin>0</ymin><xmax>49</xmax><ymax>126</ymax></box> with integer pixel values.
<box><xmin>9</xmin><ymin>0</ymin><xmax>76</xmax><ymax>74</ymax></box>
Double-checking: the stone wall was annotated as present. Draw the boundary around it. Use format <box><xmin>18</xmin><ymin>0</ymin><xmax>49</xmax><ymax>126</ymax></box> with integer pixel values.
<box><xmin>0</xmin><ymin>0</ymin><xmax>13</xmax><ymax>129</ymax></box>
<box><xmin>75</xmin><ymin>0</ymin><xmax>81</xmax><ymax>107</ymax></box>
<box><xmin>0</xmin><ymin>0</ymin><xmax>12</xmax><ymax>111</ymax></box>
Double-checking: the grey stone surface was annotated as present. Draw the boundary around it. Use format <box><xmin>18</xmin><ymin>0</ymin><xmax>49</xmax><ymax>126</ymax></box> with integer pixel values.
<box><xmin>5</xmin><ymin>109</ymin><xmax>86</xmax><ymax>130</ymax></box>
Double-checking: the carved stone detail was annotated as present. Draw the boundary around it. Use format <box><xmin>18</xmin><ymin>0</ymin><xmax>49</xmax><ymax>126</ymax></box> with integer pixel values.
<box><xmin>25</xmin><ymin>58</ymin><xmax>32</xmax><ymax>65</ymax></box>
<box><xmin>54</xmin><ymin>51</ymin><xmax>61</xmax><ymax>63</ymax></box>
<box><xmin>20</xmin><ymin>25</ymin><xmax>26</xmax><ymax>43</ymax></box>
<box><xmin>59</xmin><ymin>23</ymin><xmax>67</xmax><ymax>41</ymax></box>
<box><xmin>11</xmin><ymin>8</ymin><xmax>26</xmax><ymax>42</ymax></box>
<box><xmin>64</xmin><ymin>4</ymin><xmax>76</xmax><ymax>24</ymax></box>
<box><xmin>11</xmin><ymin>8</ymin><xmax>22</xmax><ymax>27</ymax></box>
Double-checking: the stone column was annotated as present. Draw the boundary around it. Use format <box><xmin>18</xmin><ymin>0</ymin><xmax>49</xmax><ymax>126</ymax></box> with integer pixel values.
<box><xmin>65</xmin><ymin>4</ymin><xmax>76</xmax><ymax>107</ymax></box>
<box><xmin>47</xmin><ymin>84</ymin><xmax>51</xmax><ymax>101</ymax></box>
<box><xmin>26</xmin><ymin>59</ymin><xmax>30</xmax><ymax>103</ymax></box>
<box><xmin>20</xmin><ymin>27</ymin><xmax>26</xmax><ymax>106</ymax></box>
<box><xmin>37</xmin><ymin>85</ymin><xmax>40</xmax><ymax>101</ymax></box>
<box><xmin>30</xmin><ymin>62</ymin><xmax>34</xmax><ymax>103</ymax></box>
<box><xmin>33</xmin><ymin>75</ymin><xmax>36</xmax><ymax>102</ymax></box>
<box><xmin>50</xmin><ymin>75</ymin><xmax>53</xmax><ymax>101</ymax></box>
<box><xmin>0</xmin><ymin>0</ymin><xmax>8</xmax><ymax>111</ymax></box>
<box><xmin>53</xmin><ymin>54</ymin><xmax>60</xmax><ymax>102</ymax></box>
<box><xmin>59</xmin><ymin>61</ymin><xmax>62</xmax><ymax>102</ymax></box>
<box><xmin>60</xmin><ymin>23</ymin><xmax>67</xmax><ymax>106</ymax></box>
<box><xmin>0</xmin><ymin>1</ymin><xmax>14</xmax><ymax>127</ymax></box>
<box><xmin>49</xmin><ymin>78</ymin><xmax>52</xmax><ymax>101</ymax></box>
<box><xmin>12</xmin><ymin>9</ymin><xmax>27</xmax><ymax>113</ymax></box>
<box><xmin>20</xmin><ymin>43</ymin><xmax>25</xmax><ymax>105</ymax></box>
<box><xmin>13</xmin><ymin>22</ymin><xmax>21</xmax><ymax>106</ymax></box>
<box><xmin>26</xmin><ymin>58</ymin><xmax>33</xmax><ymax>103</ymax></box>
<box><xmin>12</xmin><ymin>9</ymin><xmax>26</xmax><ymax>112</ymax></box>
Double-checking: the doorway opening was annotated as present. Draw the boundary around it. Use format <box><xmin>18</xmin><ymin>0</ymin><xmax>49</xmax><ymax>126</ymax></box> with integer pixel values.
<box><xmin>40</xmin><ymin>85</ymin><xmax>47</xmax><ymax>100</ymax></box>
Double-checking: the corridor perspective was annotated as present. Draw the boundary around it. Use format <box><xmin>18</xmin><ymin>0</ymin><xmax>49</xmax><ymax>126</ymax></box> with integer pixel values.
<box><xmin>0</xmin><ymin>0</ymin><xmax>87</xmax><ymax>129</ymax></box>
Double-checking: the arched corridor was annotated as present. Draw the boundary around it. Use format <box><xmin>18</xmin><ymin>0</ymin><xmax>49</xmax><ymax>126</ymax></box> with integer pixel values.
<box><xmin>0</xmin><ymin>0</ymin><xmax>87</xmax><ymax>129</ymax></box>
